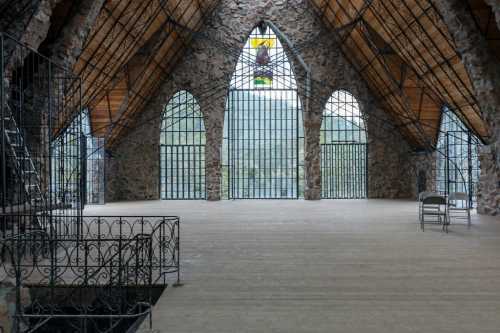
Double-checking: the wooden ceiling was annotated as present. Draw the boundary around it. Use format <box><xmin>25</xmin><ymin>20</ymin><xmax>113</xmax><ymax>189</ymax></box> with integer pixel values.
<box><xmin>310</xmin><ymin>0</ymin><xmax>490</xmax><ymax>148</ymax></box>
<box><xmin>73</xmin><ymin>0</ymin><xmax>219</xmax><ymax>145</ymax></box>
<box><xmin>76</xmin><ymin>0</ymin><xmax>492</xmax><ymax>149</ymax></box>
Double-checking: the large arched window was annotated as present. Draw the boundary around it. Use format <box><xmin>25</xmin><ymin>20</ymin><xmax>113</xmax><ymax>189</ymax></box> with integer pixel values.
<box><xmin>82</xmin><ymin>111</ymin><xmax>105</xmax><ymax>205</ymax></box>
<box><xmin>51</xmin><ymin>112</ymin><xmax>83</xmax><ymax>210</ymax></box>
<box><xmin>51</xmin><ymin>109</ymin><xmax>105</xmax><ymax>207</ymax></box>
<box><xmin>222</xmin><ymin>23</ymin><xmax>304</xmax><ymax>199</ymax></box>
<box><xmin>436</xmin><ymin>107</ymin><xmax>480</xmax><ymax>206</ymax></box>
<box><xmin>320</xmin><ymin>90</ymin><xmax>367</xmax><ymax>198</ymax></box>
<box><xmin>160</xmin><ymin>91</ymin><xmax>206</xmax><ymax>199</ymax></box>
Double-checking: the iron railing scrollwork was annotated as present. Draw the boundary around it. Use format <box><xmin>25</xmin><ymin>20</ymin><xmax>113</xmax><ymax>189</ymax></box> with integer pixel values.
<box><xmin>1</xmin><ymin>215</ymin><xmax>180</xmax><ymax>333</ymax></box>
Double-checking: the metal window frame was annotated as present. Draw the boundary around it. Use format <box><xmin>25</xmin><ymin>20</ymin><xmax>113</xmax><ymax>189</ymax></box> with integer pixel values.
<box><xmin>320</xmin><ymin>90</ymin><xmax>368</xmax><ymax>199</ymax></box>
<box><xmin>436</xmin><ymin>107</ymin><xmax>480</xmax><ymax>207</ymax></box>
<box><xmin>159</xmin><ymin>90</ymin><xmax>206</xmax><ymax>200</ymax></box>
<box><xmin>222</xmin><ymin>25</ymin><xmax>305</xmax><ymax>199</ymax></box>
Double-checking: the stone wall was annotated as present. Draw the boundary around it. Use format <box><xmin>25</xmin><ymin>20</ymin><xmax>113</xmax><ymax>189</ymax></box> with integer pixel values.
<box><xmin>410</xmin><ymin>151</ymin><xmax>437</xmax><ymax>197</ymax></box>
<box><xmin>484</xmin><ymin>0</ymin><xmax>500</xmax><ymax>31</ymax></box>
<box><xmin>48</xmin><ymin>0</ymin><xmax>105</xmax><ymax>70</ymax></box>
<box><xmin>106</xmin><ymin>0</ymin><xmax>418</xmax><ymax>202</ymax></box>
<box><xmin>435</xmin><ymin>0</ymin><xmax>500</xmax><ymax>215</ymax></box>
<box><xmin>2</xmin><ymin>0</ymin><xmax>62</xmax><ymax>74</ymax></box>
<box><xmin>478</xmin><ymin>145</ymin><xmax>500</xmax><ymax>215</ymax></box>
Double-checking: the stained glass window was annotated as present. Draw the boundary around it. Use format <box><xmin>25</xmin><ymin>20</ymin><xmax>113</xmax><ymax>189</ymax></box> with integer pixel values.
<box><xmin>222</xmin><ymin>23</ymin><xmax>304</xmax><ymax>199</ymax></box>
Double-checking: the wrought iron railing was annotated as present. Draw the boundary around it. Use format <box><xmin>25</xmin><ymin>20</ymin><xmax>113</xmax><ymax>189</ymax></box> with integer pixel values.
<box><xmin>1</xmin><ymin>215</ymin><xmax>180</xmax><ymax>332</ymax></box>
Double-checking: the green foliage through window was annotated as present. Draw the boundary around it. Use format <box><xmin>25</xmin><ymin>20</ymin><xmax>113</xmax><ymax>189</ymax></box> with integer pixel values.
<box><xmin>160</xmin><ymin>90</ymin><xmax>206</xmax><ymax>199</ymax></box>
<box><xmin>321</xmin><ymin>90</ymin><xmax>367</xmax><ymax>199</ymax></box>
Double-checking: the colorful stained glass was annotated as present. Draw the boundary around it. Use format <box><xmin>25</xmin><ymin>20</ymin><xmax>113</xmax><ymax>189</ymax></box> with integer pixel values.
<box><xmin>250</xmin><ymin>38</ymin><xmax>275</xmax><ymax>49</ymax></box>
<box><xmin>254</xmin><ymin>69</ymin><xmax>273</xmax><ymax>86</ymax></box>
<box><xmin>251</xmin><ymin>37</ymin><xmax>274</xmax><ymax>86</ymax></box>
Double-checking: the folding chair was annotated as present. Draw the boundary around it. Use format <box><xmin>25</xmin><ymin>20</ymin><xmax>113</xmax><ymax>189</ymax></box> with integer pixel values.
<box><xmin>420</xmin><ymin>195</ymin><xmax>449</xmax><ymax>233</ymax></box>
<box><xmin>418</xmin><ymin>192</ymin><xmax>439</xmax><ymax>222</ymax></box>
<box><xmin>448</xmin><ymin>192</ymin><xmax>471</xmax><ymax>228</ymax></box>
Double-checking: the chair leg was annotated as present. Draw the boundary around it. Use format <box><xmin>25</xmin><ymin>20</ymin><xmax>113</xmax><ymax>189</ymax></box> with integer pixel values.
<box><xmin>445</xmin><ymin>213</ymin><xmax>449</xmax><ymax>233</ymax></box>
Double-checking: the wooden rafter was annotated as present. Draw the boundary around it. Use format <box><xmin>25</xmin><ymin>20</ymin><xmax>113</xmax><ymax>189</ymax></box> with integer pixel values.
<box><xmin>72</xmin><ymin>0</ymin><xmax>220</xmax><ymax>144</ymax></box>
<box><xmin>74</xmin><ymin>0</ymin><xmax>492</xmax><ymax>149</ymax></box>
<box><xmin>310</xmin><ymin>0</ymin><xmax>490</xmax><ymax>149</ymax></box>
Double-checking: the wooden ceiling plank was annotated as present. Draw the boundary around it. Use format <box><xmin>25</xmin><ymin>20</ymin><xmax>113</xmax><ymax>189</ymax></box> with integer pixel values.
<box><xmin>82</xmin><ymin>0</ymin><xmax>167</xmax><ymax>109</ymax></box>
<box><xmin>104</xmin><ymin>0</ymin><xmax>217</xmax><ymax>143</ymax></box>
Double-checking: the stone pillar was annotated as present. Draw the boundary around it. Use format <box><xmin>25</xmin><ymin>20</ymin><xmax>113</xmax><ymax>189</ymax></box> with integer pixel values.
<box><xmin>303</xmin><ymin>112</ymin><xmax>322</xmax><ymax>200</ymax></box>
<box><xmin>50</xmin><ymin>0</ymin><xmax>105</xmax><ymax>69</ymax></box>
<box><xmin>477</xmin><ymin>145</ymin><xmax>500</xmax><ymax>215</ymax></box>
<box><xmin>17</xmin><ymin>0</ymin><xmax>61</xmax><ymax>51</ymax></box>
<box><xmin>412</xmin><ymin>151</ymin><xmax>437</xmax><ymax>197</ymax></box>
<box><xmin>484</xmin><ymin>0</ymin><xmax>500</xmax><ymax>31</ymax></box>
<box><xmin>202</xmin><ymin>97</ymin><xmax>225</xmax><ymax>201</ymax></box>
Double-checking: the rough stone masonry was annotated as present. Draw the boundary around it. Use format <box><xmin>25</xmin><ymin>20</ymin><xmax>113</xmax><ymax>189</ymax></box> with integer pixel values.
<box><xmin>106</xmin><ymin>0</ymin><xmax>420</xmax><ymax>202</ymax></box>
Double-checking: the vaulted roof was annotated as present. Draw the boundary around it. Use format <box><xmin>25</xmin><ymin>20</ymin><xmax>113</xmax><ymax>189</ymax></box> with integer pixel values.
<box><xmin>310</xmin><ymin>0</ymin><xmax>490</xmax><ymax>148</ymax></box>
<box><xmin>73</xmin><ymin>0</ymin><xmax>218</xmax><ymax>145</ymax></box>
<box><xmin>77</xmin><ymin>0</ymin><xmax>492</xmax><ymax>149</ymax></box>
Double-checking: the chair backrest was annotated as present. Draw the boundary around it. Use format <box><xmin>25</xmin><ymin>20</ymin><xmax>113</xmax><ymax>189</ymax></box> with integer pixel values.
<box><xmin>419</xmin><ymin>191</ymin><xmax>438</xmax><ymax>201</ymax></box>
<box><xmin>448</xmin><ymin>192</ymin><xmax>468</xmax><ymax>201</ymax></box>
<box><xmin>422</xmin><ymin>195</ymin><xmax>446</xmax><ymax>205</ymax></box>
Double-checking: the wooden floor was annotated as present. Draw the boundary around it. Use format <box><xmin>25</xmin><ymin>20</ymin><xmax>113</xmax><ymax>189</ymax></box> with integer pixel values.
<box><xmin>86</xmin><ymin>199</ymin><xmax>500</xmax><ymax>333</ymax></box>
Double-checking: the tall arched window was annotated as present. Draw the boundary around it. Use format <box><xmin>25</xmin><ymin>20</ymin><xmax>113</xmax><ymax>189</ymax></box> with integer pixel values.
<box><xmin>82</xmin><ymin>111</ymin><xmax>105</xmax><ymax>205</ymax></box>
<box><xmin>51</xmin><ymin>109</ymin><xmax>105</xmax><ymax>207</ymax></box>
<box><xmin>436</xmin><ymin>107</ymin><xmax>480</xmax><ymax>206</ymax></box>
<box><xmin>320</xmin><ymin>90</ymin><xmax>367</xmax><ymax>198</ymax></box>
<box><xmin>51</xmin><ymin>112</ymin><xmax>83</xmax><ymax>210</ymax></box>
<box><xmin>160</xmin><ymin>91</ymin><xmax>206</xmax><ymax>199</ymax></box>
<box><xmin>222</xmin><ymin>23</ymin><xmax>304</xmax><ymax>199</ymax></box>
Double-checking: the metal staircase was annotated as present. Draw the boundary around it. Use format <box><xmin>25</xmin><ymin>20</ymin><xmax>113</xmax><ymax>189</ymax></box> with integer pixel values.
<box><xmin>3</xmin><ymin>101</ymin><xmax>46</xmax><ymax>208</ymax></box>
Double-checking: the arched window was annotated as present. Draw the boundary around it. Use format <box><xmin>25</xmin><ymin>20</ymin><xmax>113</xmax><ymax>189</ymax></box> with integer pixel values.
<box><xmin>51</xmin><ymin>113</ymin><xmax>83</xmax><ymax>210</ymax></box>
<box><xmin>436</xmin><ymin>107</ymin><xmax>480</xmax><ymax>206</ymax></box>
<box><xmin>82</xmin><ymin>111</ymin><xmax>105</xmax><ymax>205</ymax></box>
<box><xmin>51</xmin><ymin>109</ymin><xmax>105</xmax><ymax>207</ymax></box>
<box><xmin>160</xmin><ymin>90</ymin><xmax>206</xmax><ymax>199</ymax></box>
<box><xmin>320</xmin><ymin>90</ymin><xmax>367</xmax><ymax>198</ymax></box>
<box><xmin>222</xmin><ymin>22</ymin><xmax>304</xmax><ymax>199</ymax></box>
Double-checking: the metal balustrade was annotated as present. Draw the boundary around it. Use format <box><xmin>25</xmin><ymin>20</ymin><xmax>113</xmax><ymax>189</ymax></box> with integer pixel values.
<box><xmin>1</xmin><ymin>215</ymin><xmax>180</xmax><ymax>332</ymax></box>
